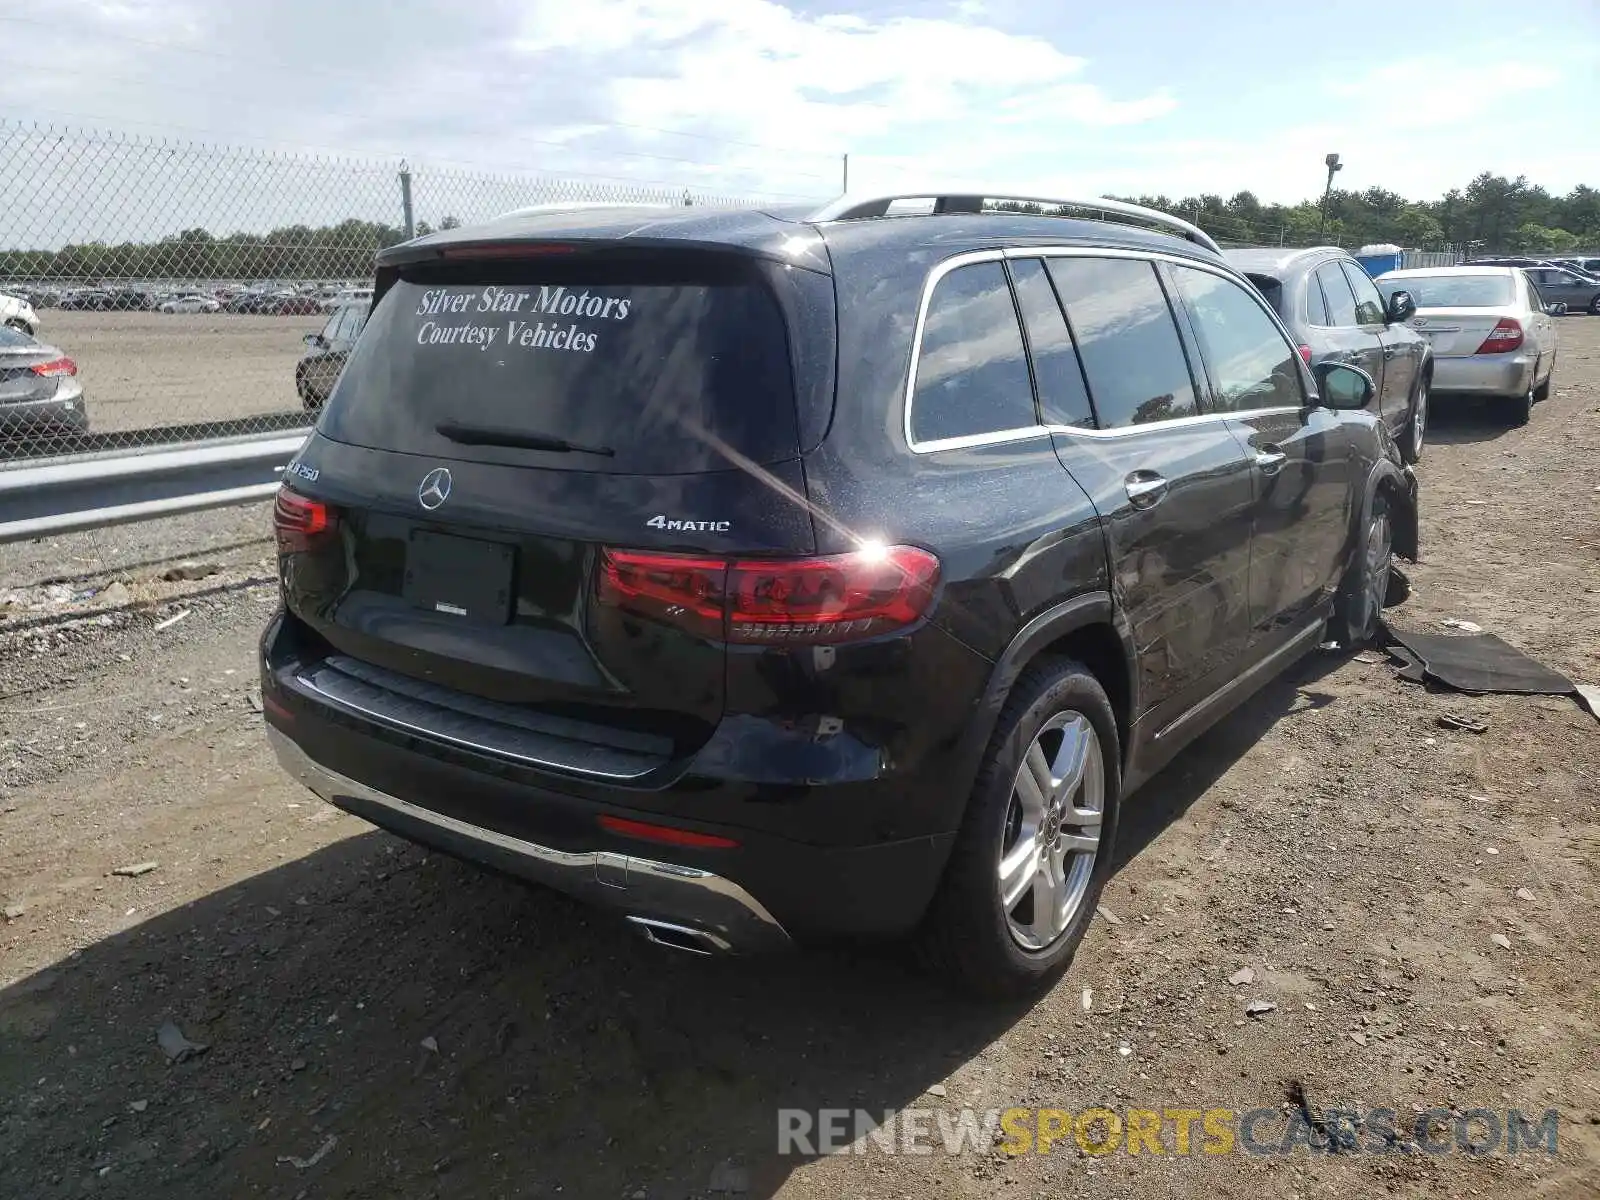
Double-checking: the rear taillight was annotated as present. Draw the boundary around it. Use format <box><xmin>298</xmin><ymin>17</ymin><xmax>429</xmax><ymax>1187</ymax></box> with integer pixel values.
<box><xmin>273</xmin><ymin>485</ymin><xmax>337</xmax><ymax>553</ymax></box>
<box><xmin>1297</xmin><ymin>344</ymin><xmax>1313</xmax><ymax>365</ymax></box>
<box><xmin>31</xmin><ymin>356</ymin><xmax>76</xmax><ymax>377</ymax></box>
<box><xmin>1475</xmin><ymin>318</ymin><xmax>1523</xmax><ymax>354</ymax></box>
<box><xmin>597</xmin><ymin>544</ymin><xmax>940</xmax><ymax>645</ymax></box>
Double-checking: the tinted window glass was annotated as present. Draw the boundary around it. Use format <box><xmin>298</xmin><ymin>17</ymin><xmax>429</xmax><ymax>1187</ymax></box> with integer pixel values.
<box><xmin>1047</xmin><ymin>258</ymin><xmax>1198</xmax><ymax>427</ymax></box>
<box><xmin>0</xmin><ymin>326</ymin><xmax>35</xmax><ymax>349</ymax></box>
<box><xmin>319</xmin><ymin>275</ymin><xmax>798</xmax><ymax>475</ymax></box>
<box><xmin>1317</xmin><ymin>263</ymin><xmax>1360</xmax><ymax>326</ymax></box>
<box><xmin>1342</xmin><ymin>262</ymin><xmax>1386</xmax><ymax>324</ymax></box>
<box><xmin>1304</xmin><ymin>273</ymin><xmax>1330</xmax><ymax>325</ymax></box>
<box><xmin>1170</xmin><ymin>266</ymin><xmax>1304</xmax><ymax>412</ymax></box>
<box><xmin>1376</xmin><ymin>274</ymin><xmax>1515</xmax><ymax>307</ymax></box>
<box><xmin>1009</xmin><ymin>258</ymin><xmax>1093</xmax><ymax>428</ymax></box>
<box><xmin>910</xmin><ymin>260</ymin><xmax>1036</xmax><ymax>444</ymax></box>
<box><xmin>1243</xmin><ymin>274</ymin><xmax>1284</xmax><ymax>317</ymax></box>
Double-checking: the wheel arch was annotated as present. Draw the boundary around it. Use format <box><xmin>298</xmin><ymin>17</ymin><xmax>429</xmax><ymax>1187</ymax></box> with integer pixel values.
<box><xmin>955</xmin><ymin>592</ymin><xmax>1138</xmax><ymax>785</ymax></box>
<box><xmin>1355</xmin><ymin>459</ymin><xmax>1419</xmax><ymax>566</ymax></box>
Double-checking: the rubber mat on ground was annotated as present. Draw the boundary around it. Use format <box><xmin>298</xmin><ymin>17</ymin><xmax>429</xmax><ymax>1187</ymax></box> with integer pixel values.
<box><xmin>1381</xmin><ymin>626</ymin><xmax>1574</xmax><ymax>696</ymax></box>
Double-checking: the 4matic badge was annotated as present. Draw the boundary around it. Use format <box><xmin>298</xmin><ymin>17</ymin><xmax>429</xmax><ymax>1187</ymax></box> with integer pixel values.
<box><xmin>647</xmin><ymin>515</ymin><xmax>731</xmax><ymax>533</ymax></box>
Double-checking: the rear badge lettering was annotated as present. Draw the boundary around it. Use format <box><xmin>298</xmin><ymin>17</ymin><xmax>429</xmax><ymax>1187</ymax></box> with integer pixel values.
<box><xmin>287</xmin><ymin>461</ymin><xmax>319</xmax><ymax>483</ymax></box>
<box><xmin>646</xmin><ymin>515</ymin><xmax>732</xmax><ymax>533</ymax></box>
<box><xmin>434</xmin><ymin>602</ymin><xmax>468</xmax><ymax>616</ymax></box>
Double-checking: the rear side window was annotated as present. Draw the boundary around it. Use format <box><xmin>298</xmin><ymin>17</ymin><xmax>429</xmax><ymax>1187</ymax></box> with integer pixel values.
<box><xmin>1303</xmin><ymin>274</ymin><xmax>1330</xmax><ymax>326</ymax></box>
<box><xmin>319</xmin><ymin>275</ymin><xmax>798</xmax><ymax>475</ymax></box>
<box><xmin>1047</xmin><ymin>257</ymin><xmax>1199</xmax><ymax>428</ymax></box>
<box><xmin>910</xmin><ymin>261</ymin><xmax>1036</xmax><ymax>445</ymax></box>
<box><xmin>1341</xmin><ymin>262</ymin><xmax>1386</xmax><ymax>325</ymax></box>
<box><xmin>1008</xmin><ymin>258</ymin><xmax>1094</xmax><ymax>428</ymax></box>
<box><xmin>1169</xmin><ymin>266</ymin><xmax>1304</xmax><ymax>413</ymax></box>
<box><xmin>1316</xmin><ymin>264</ymin><xmax>1360</xmax><ymax>326</ymax></box>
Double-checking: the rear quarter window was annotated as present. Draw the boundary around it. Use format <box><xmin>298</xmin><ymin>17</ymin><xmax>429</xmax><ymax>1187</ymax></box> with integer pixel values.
<box><xmin>318</xmin><ymin>274</ymin><xmax>799</xmax><ymax>475</ymax></box>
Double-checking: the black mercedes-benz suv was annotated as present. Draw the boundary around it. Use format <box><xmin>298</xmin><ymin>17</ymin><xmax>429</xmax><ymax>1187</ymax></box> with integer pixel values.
<box><xmin>262</xmin><ymin>192</ymin><xmax>1419</xmax><ymax>997</ymax></box>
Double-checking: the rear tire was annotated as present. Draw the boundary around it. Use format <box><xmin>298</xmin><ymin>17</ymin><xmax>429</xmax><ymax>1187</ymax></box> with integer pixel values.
<box><xmin>1331</xmin><ymin>492</ymin><xmax>1393</xmax><ymax>647</ymax></box>
<box><xmin>1498</xmin><ymin>382</ymin><xmax>1533</xmax><ymax>427</ymax></box>
<box><xmin>1398</xmin><ymin>374</ymin><xmax>1427</xmax><ymax>464</ymax></box>
<box><xmin>917</xmin><ymin>659</ymin><xmax>1121</xmax><ymax>1000</ymax></box>
<box><xmin>1533</xmin><ymin>356</ymin><xmax>1554</xmax><ymax>402</ymax></box>
<box><xmin>1588</xmin><ymin>294</ymin><xmax>1600</xmax><ymax>316</ymax></box>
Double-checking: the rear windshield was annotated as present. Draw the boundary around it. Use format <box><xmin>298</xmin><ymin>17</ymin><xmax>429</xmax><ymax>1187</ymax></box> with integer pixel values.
<box><xmin>0</xmin><ymin>327</ymin><xmax>35</xmax><ymax>349</ymax></box>
<box><xmin>1377</xmin><ymin>274</ymin><xmax>1513</xmax><ymax>308</ymax></box>
<box><xmin>318</xmin><ymin>273</ymin><xmax>798</xmax><ymax>475</ymax></box>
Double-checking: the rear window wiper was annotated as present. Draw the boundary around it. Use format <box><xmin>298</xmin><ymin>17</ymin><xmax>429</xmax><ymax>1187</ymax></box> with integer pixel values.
<box><xmin>434</xmin><ymin>421</ymin><xmax>615</xmax><ymax>457</ymax></box>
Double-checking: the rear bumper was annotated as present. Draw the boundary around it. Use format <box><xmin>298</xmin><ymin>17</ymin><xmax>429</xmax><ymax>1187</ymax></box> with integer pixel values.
<box><xmin>1432</xmin><ymin>353</ymin><xmax>1535</xmax><ymax>396</ymax></box>
<box><xmin>269</xmin><ymin>727</ymin><xmax>792</xmax><ymax>953</ymax></box>
<box><xmin>261</xmin><ymin>614</ymin><xmax>963</xmax><ymax>946</ymax></box>
<box><xmin>0</xmin><ymin>380</ymin><xmax>87</xmax><ymax>435</ymax></box>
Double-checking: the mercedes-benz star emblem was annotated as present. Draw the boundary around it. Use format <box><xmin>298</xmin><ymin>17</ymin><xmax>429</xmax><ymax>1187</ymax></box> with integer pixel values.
<box><xmin>418</xmin><ymin>467</ymin><xmax>452</xmax><ymax>511</ymax></box>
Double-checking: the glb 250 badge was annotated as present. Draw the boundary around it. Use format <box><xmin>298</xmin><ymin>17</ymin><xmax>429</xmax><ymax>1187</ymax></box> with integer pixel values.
<box><xmin>647</xmin><ymin>515</ymin><xmax>731</xmax><ymax>533</ymax></box>
<box><xmin>287</xmin><ymin>461</ymin><xmax>319</xmax><ymax>483</ymax></box>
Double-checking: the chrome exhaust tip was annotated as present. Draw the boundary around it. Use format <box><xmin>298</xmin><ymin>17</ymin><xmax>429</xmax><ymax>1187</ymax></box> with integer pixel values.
<box><xmin>625</xmin><ymin>916</ymin><xmax>730</xmax><ymax>956</ymax></box>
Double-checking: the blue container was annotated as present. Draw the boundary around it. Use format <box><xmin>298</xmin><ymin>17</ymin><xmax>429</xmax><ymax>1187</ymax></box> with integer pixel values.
<box><xmin>1354</xmin><ymin>252</ymin><xmax>1401</xmax><ymax>277</ymax></box>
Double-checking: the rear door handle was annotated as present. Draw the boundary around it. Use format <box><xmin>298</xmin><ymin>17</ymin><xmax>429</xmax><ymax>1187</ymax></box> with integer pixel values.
<box><xmin>1254</xmin><ymin>449</ymin><xmax>1288</xmax><ymax>475</ymax></box>
<box><xmin>1124</xmin><ymin>472</ymin><xmax>1168</xmax><ymax>508</ymax></box>
<box><xmin>1382</xmin><ymin>345</ymin><xmax>1397</xmax><ymax>359</ymax></box>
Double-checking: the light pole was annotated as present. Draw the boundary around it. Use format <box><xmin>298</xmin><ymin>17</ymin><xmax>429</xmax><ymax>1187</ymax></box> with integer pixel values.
<box><xmin>1318</xmin><ymin>152</ymin><xmax>1342</xmax><ymax>240</ymax></box>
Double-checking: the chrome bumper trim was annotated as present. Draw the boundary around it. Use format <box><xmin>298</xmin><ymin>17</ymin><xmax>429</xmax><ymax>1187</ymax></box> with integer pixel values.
<box><xmin>267</xmin><ymin>727</ymin><xmax>791</xmax><ymax>953</ymax></box>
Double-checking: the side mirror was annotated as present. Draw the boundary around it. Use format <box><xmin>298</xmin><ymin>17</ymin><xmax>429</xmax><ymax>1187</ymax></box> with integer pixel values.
<box><xmin>1546</xmin><ymin>302</ymin><xmax>1566</xmax><ymax>316</ymax></box>
<box><xmin>304</xmin><ymin>333</ymin><xmax>323</xmax><ymax>347</ymax></box>
<box><xmin>1384</xmin><ymin>290</ymin><xmax>1416</xmax><ymax>323</ymax></box>
<box><xmin>1312</xmin><ymin>361</ymin><xmax>1375</xmax><ymax>411</ymax></box>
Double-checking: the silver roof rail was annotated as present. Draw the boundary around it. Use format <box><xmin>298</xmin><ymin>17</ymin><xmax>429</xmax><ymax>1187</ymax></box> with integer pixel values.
<box><xmin>805</xmin><ymin>191</ymin><xmax>1222</xmax><ymax>255</ymax></box>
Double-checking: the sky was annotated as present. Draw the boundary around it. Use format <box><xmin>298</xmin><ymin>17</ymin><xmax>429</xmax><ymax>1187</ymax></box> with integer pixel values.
<box><xmin>1</xmin><ymin>0</ymin><xmax>1598</xmax><ymax>232</ymax></box>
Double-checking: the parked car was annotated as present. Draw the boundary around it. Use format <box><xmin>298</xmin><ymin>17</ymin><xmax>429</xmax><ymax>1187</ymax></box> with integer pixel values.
<box><xmin>1374</xmin><ymin>266</ymin><xmax>1558</xmax><ymax>426</ymax></box>
<box><xmin>320</xmin><ymin>286</ymin><xmax>373</xmax><ymax>313</ymax></box>
<box><xmin>0</xmin><ymin>325</ymin><xmax>87</xmax><ymax>438</ymax></box>
<box><xmin>1521</xmin><ymin>265</ymin><xmax>1600</xmax><ymax>314</ymax></box>
<box><xmin>262</xmin><ymin>192</ymin><xmax>1419</xmax><ymax>997</ymax></box>
<box><xmin>1225</xmin><ymin>247</ymin><xmax>1431</xmax><ymax>462</ymax></box>
<box><xmin>295</xmin><ymin>300</ymin><xmax>367</xmax><ymax>409</ymax></box>
<box><xmin>58</xmin><ymin>290</ymin><xmax>112</xmax><ymax>311</ymax></box>
<box><xmin>1</xmin><ymin>292</ymin><xmax>39</xmax><ymax>335</ymax></box>
<box><xmin>159</xmin><ymin>294</ymin><xmax>222</xmax><ymax>314</ymax></box>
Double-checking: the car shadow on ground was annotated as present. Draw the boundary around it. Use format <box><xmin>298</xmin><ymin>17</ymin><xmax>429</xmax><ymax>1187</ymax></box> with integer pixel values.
<box><xmin>1424</xmin><ymin>394</ymin><xmax>1518</xmax><ymax>446</ymax></box>
<box><xmin>1111</xmin><ymin>649</ymin><xmax>1344</xmax><ymax>871</ymax></box>
<box><xmin>0</xmin><ymin>652</ymin><xmax>1350</xmax><ymax>1200</ymax></box>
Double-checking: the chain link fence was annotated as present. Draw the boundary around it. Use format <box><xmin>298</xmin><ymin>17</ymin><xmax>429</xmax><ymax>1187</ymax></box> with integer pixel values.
<box><xmin>0</xmin><ymin>119</ymin><xmax>792</xmax><ymax>464</ymax></box>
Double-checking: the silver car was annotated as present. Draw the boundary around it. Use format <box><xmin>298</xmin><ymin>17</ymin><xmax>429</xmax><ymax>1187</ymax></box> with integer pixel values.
<box><xmin>0</xmin><ymin>325</ymin><xmax>87</xmax><ymax>438</ymax></box>
<box><xmin>1374</xmin><ymin>266</ymin><xmax>1557</xmax><ymax>427</ymax></box>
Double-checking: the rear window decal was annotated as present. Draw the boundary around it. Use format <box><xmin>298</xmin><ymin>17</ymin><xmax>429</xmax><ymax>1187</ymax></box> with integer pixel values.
<box><xmin>414</xmin><ymin>286</ymin><xmax>633</xmax><ymax>356</ymax></box>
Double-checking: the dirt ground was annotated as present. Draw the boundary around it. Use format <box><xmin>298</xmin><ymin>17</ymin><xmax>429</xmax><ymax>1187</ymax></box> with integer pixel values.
<box><xmin>29</xmin><ymin>310</ymin><xmax>322</xmax><ymax>435</ymax></box>
<box><xmin>2</xmin><ymin>319</ymin><xmax>1598</xmax><ymax>1200</ymax></box>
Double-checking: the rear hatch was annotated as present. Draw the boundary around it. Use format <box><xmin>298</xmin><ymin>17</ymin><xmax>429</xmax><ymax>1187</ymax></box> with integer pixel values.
<box><xmin>278</xmin><ymin>240</ymin><xmax>830</xmax><ymax>765</ymax></box>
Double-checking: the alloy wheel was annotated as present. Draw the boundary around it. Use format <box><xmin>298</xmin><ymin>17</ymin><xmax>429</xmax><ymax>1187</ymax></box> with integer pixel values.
<box><xmin>997</xmin><ymin>711</ymin><xmax>1105</xmax><ymax>951</ymax></box>
<box><xmin>1360</xmin><ymin>508</ymin><xmax>1393</xmax><ymax>635</ymax></box>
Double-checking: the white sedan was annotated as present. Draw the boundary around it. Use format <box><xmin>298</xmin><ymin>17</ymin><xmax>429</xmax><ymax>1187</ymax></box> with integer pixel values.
<box><xmin>159</xmin><ymin>294</ymin><xmax>222</xmax><ymax>314</ymax></box>
<box><xmin>1375</xmin><ymin>265</ymin><xmax>1558</xmax><ymax>427</ymax></box>
<box><xmin>1</xmin><ymin>291</ymin><xmax>38</xmax><ymax>335</ymax></box>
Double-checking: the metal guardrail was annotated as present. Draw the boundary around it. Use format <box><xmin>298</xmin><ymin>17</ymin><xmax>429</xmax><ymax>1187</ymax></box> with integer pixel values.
<box><xmin>0</xmin><ymin>430</ymin><xmax>308</xmax><ymax>544</ymax></box>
